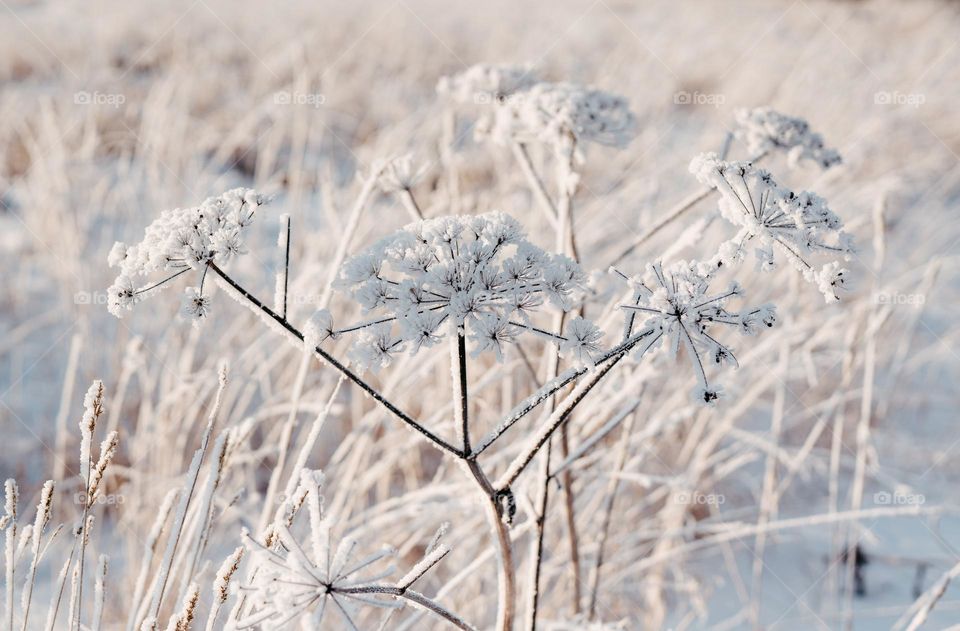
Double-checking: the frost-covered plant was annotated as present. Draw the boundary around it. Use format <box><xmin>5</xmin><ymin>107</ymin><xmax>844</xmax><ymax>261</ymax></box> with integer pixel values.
<box><xmin>336</xmin><ymin>212</ymin><xmax>587</xmax><ymax>370</ymax></box>
<box><xmin>106</xmin><ymin>188</ymin><xmax>267</xmax><ymax>324</ymax></box>
<box><xmin>104</xmin><ymin>64</ymin><xmax>855</xmax><ymax>630</ymax></box>
<box><xmin>481</xmin><ymin>81</ymin><xmax>637</xmax><ymax>154</ymax></box>
<box><xmin>614</xmin><ymin>261</ymin><xmax>776</xmax><ymax>404</ymax></box>
<box><xmin>238</xmin><ymin>471</ymin><xmax>469</xmax><ymax>630</ymax></box>
<box><xmin>734</xmin><ymin>106</ymin><xmax>842</xmax><ymax>169</ymax></box>
<box><xmin>436</xmin><ymin>63</ymin><xmax>539</xmax><ymax>106</ymax></box>
<box><xmin>376</xmin><ymin>154</ymin><xmax>428</xmax><ymax>195</ymax></box>
<box><xmin>690</xmin><ymin>153</ymin><xmax>855</xmax><ymax>301</ymax></box>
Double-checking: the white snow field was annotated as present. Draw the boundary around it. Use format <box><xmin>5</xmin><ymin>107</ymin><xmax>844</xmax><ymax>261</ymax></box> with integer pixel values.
<box><xmin>1</xmin><ymin>0</ymin><xmax>959</xmax><ymax>629</ymax></box>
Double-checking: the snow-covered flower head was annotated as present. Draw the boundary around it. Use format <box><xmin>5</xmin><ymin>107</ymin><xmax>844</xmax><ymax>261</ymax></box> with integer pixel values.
<box><xmin>618</xmin><ymin>260</ymin><xmax>777</xmax><ymax>406</ymax></box>
<box><xmin>734</xmin><ymin>107</ymin><xmax>842</xmax><ymax>169</ymax></box>
<box><xmin>240</xmin><ymin>524</ymin><xmax>399</xmax><ymax>629</ymax></box>
<box><xmin>337</xmin><ymin>211</ymin><xmax>587</xmax><ymax>370</ymax></box>
<box><xmin>436</xmin><ymin>63</ymin><xmax>539</xmax><ymax>106</ymax></box>
<box><xmin>560</xmin><ymin>316</ymin><xmax>605</xmax><ymax>366</ymax></box>
<box><xmin>690</xmin><ymin>153</ymin><xmax>854</xmax><ymax>302</ymax></box>
<box><xmin>239</xmin><ymin>472</ymin><xmax>451</xmax><ymax>630</ymax></box>
<box><xmin>105</xmin><ymin>188</ymin><xmax>267</xmax><ymax>319</ymax></box>
<box><xmin>483</xmin><ymin>81</ymin><xmax>637</xmax><ymax>152</ymax></box>
<box><xmin>181</xmin><ymin>286</ymin><xmax>211</xmax><ymax>327</ymax></box>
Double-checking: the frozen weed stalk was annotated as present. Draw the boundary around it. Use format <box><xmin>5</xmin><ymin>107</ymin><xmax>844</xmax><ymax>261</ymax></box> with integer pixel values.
<box><xmin>105</xmin><ymin>61</ymin><xmax>855</xmax><ymax>629</ymax></box>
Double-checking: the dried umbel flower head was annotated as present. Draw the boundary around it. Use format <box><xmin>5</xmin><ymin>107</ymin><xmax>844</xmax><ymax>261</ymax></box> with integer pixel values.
<box><xmin>376</xmin><ymin>154</ymin><xmax>429</xmax><ymax>194</ymax></box>
<box><xmin>734</xmin><ymin>107</ymin><xmax>842</xmax><ymax>169</ymax></box>
<box><xmin>337</xmin><ymin>212</ymin><xmax>587</xmax><ymax>370</ymax></box>
<box><xmin>689</xmin><ymin>153</ymin><xmax>854</xmax><ymax>302</ymax></box>
<box><xmin>617</xmin><ymin>260</ymin><xmax>777</xmax><ymax>406</ymax></box>
<box><xmin>239</xmin><ymin>470</ymin><xmax>454</xmax><ymax>631</ymax></box>
<box><xmin>106</xmin><ymin>188</ymin><xmax>267</xmax><ymax>321</ymax></box>
<box><xmin>436</xmin><ymin>63</ymin><xmax>539</xmax><ymax>105</ymax></box>
<box><xmin>483</xmin><ymin>81</ymin><xmax>637</xmax><ymax>153</ymax></box>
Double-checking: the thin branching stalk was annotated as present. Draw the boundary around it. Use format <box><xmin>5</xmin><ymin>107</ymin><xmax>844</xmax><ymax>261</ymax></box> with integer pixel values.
<box><xmin>473</xmin><ymin>328</ymin><xmax>652</xmax><ymax>458</ymax></box>
<box><xmin>126</xmin><ymin>490</ymin><xmax>178</xmax><ymax>631</ymax></box>
<box><xmin>399</xmin><ymin>188</ymin><xmax>425</xmax><ymax>221</ymax></box>
<box><xmin>523</xmin><ymin>438</ymin><xmax>551</xmax><ymax>631</ymax></box>
<box><xmin>463</xmin><ymin>459</ymin><xmax>515</xmax><ymax>631</ymax></box>
<box><xmin>145</xmin><ymin>371</ymin><xmax>228</xmax><ymax>625</ymax></box>
<box><xmin>336</xmin><ymin>585</ymin><xmax>476</xmax><ymax>630</ymax></box>
<box><xmin>277</xmin><ymin>214</ymin><xmax>291</xmax><ymax>319</ymax></box>
<box><xmin>450</xmin><ymin>327</ymin><xmax>515</xmax><ymax>631</ymax></box>
<box><xmin>609</xmin><ymin>150</ymin><xmax>768</xmax><ymax>267</ymax></box>
<box><xmin>91</xmin><ymin>555</ymin><xmax>107</xmax><ymax>631</ymax></box>
<box><xmin>587</xmin><ymin>411</ymin><xmax>637</xmax><ymax>619</ymax></box>
<box><xmin>4</xmin><ymin>480</ymin><xmax>17</xmax><ymax>631</ymax></box>
<box><xmin>511</xmin><ymin>142</ymin><xmax>559</xmax><ymax>228</ymax></box>
<box><xmin>494</xmin><ymin>328</ymin><xmax>655</xmax><ymax>492</ymax></box>
<box><xmin>257</xmin><ymin>355</ymin><xmax>310</xmax><ymax>534</ymax></box>
<box><xmin>453</xmin><ymin>328</ymin><xmax>470</xmax><ymax>453</ymax></box>
<box><xmin>209</xmin><ymin>263</ymin><xmax>462</xmax><ymax>456</ymax></box>
<box><xmin>20</xmin><ymin>480</ymin><xmax>54</xmax><ymax>631</ymax></box>
<box><xmin>44</xmin><ymin>530</ymin><xmax>77</xmax><ymax>631</ymax></box>
<box><xmin>494</xmin><ymin>350</ymin><xmax>631</xmax><ymax>493</ymax></box>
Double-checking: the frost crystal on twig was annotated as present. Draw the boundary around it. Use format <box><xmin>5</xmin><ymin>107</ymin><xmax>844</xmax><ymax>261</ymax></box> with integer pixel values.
<box><xmin>690</xmin><ymin>153</ymin><xmax>854</xmax><ymax>302</ymax></box>
<box><xmin>337</xmin><ymin>212</ymin><xmax>586</xmax><ymax>370</ymax></box>
<box><xmin>616</xmin><ymin>260</ymin><xmax>776</xmax><ymax>405</ymax></box>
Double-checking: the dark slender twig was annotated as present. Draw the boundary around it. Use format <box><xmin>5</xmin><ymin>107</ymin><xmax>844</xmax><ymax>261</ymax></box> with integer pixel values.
<box><xmin>456</xmin><ymin>329</ymin><xmax>470</xmax><ymax>453</ymax></box>
<box><xmin>208</xmin><ymin>263</ymin><xmax>461</xmax><ymax>457</ymax></box>
<box><xmin>472</xmin><ymin>328</ymin><xmax>654</xmax><ymax>457</ymax></box>
<box><xmin>282</xmin><ymin>215</ymin><xmax>291</xmax><ymax>318</ymax></box>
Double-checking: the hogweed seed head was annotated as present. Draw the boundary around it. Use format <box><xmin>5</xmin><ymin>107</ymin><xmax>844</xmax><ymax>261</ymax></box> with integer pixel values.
<box><xmin>337</xmin><ymin>211</ymin><xmax>587</xmax><ymax>371</ymax></box>
<box><xmin>437</xmin><ymin>63</ymin><xmax>539</xmax><ymax>106</ymax></box>
<box><xmin>482</xmin><ymin>81</ymin><xmax>637</xmax><ymax>154</ymax></box>
<box><xmin>618</xmin><ymin>260</ymin><xmax>777</xmax><ymax>405</ymax></box>
<box><xmin>106</xmin><ymin>188</ymin><xmax>267</xmax><ymax>320</ymax></box>
<box><xmin>690</xmin><ymin>153</ymin><xmax>854</xmax><ymax>302</ymax></box>
<box><xmin>376</xmin><ymin>154</ymin><xmax>428</xmax><ymax>194</ymax></box>
<box><xmin>734</xmin><ymin>107</ymin><xmax>842</xmax><ymax>169</ymax></box>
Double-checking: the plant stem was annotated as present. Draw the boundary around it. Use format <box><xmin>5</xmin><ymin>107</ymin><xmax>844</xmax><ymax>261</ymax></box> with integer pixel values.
<box><xmin>400</xmin><ymin>188</ymin><xmax>425</xmax><ymax>221</ymax></box>
<box><xmin>464</xmin><ymin>460</ymin><xmax>515</xmax><ymax>631</ymax></box>
<box><xmin>494</xmin><ymin>351</ymin><xmax>630</xmax><ymax>493</ymax></box>
<box><xmin>451</xmin><ymin>332</ymin><xmax>514</xmax><ymax>630</ymax></box>
<box><xmin>512</xmin><ymin>143</ymin><xmax>559</xmax><ymax>228</ymax></box>
<box><xmin>208</xmin><ymin>263</ymin><xmax>461</xmax><ymax>457</ymax></box>
<box><xmin>475</xmin><ymin>328</ymin><xmax>652</xmax><ymax>458</ymax></box>
<box><xmin>336</xmin><ymin>585</ymin><xmax>477</xmax><ymax>631</ymax></box>
<box><xmin>523</xmin><ymin>439</ymin><xmax>551</xmax><ymax>631</ymax></box>
<box><xmin>609</xmin><ymin>150</ymin><xmax>768</xmax><ymax>267</ymax></box>
<box><xmin>587</xmin><ymin>411</ymin><xmax>636</xmax><ymax>618</ymax></box>
<box><xmin>453</xmin><ymin>328</ymin><xmax>470</xmax><ymax>453</ymax></box>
